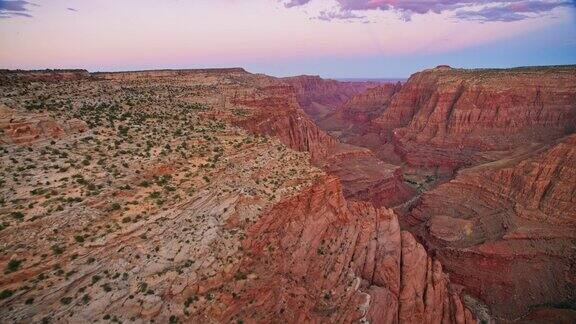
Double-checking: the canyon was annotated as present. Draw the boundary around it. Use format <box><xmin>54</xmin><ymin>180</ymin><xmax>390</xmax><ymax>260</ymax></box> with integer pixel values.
<box><xmin>289</xmin><ymin>65</ymin><xmax>576</xmax><ymax>322</ymax></box>
<box><xmin>0</xmin><ymin>65</ymin><xmax>574</xmax><ymax>323</ymax></box>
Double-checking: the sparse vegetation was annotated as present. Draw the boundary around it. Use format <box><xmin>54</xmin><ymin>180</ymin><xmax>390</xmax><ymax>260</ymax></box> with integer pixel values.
<box><xmin>0</xmin><ymin>289</ymin><xmax>14</xmax><ymax>299</ymax></box>
<box><xmin>5</xmin><ymin>259</ymin><xmax>22</xmax><ymax>273</ymax></box>
<box><xmin>0</xmin><ymin>68</ymin><xmax>323</xmax><ymax>322</ymax></box>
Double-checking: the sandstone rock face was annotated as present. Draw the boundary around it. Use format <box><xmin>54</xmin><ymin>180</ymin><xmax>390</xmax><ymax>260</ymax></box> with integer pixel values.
<box><xmin>375</xmin><ymin>65</ymin><xmax>576</xmax><ymax>169</ymax></box>
<box><xmin>317</xmin><ymin>82</ymin><xmax>404</xmax><ymax>163</ymax></box>
<box><xmin>282</xmin><ymin>75</ymin><xmax>378</xmax><ymax>122</ymax></box>
<box><xmin>0</xmin><ymin>104</ymin><xmax>88</xmax><ymax>144</ymax></box>
<box><xmin>230</xmin><ymin>82</ymin><xmax>339</xmax><ymax>163</ymax></box>
<box><xmin>204</xmin><ymin>175</ymin><xmax>475</xmax><ymax>323</ymax></box>
<box><xmin>226</xmin><ymin>75</ymin><xmax>414</xmax><ymax>206</ymax></box>
<box><xmin>404</xmin><ymin>134</ymin><xmax>576</xmax><ymax>321</ymax></box>
<box><xmin>321</xmin><ymin>82</ymin><xmax>402</xmax><ymax>130</ymax></box>
<box><xmin>277</xmin><ymin>66</ymin><xmax>576</xmax><ymax>322</ymax></box>
<box><xmin>321</xmin><ymin>145</ymin><xmax>415</xmax><ymax>207</ymax></box>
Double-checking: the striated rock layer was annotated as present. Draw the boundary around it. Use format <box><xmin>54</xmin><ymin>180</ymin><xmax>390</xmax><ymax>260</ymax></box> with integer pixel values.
<box><xmin>226</xmin><ymin>74</ymin><xmax>414</xmax><ymax>207</ymax></box>
<box><xmin>320</xmin><ymin>82</ymin><xmax>402</xmax><ymax>131</ymax></box>
<box><xmin>375</xmin><ymin>65</ymin><xmax>576</xmax><ymax>169</ymax></box>
<box><xmin>282</xmin><ymin>75</ymin><xmax>378</xmax><ymax>123</ymax></box>
<box><xmin>229</xmin><ymin>81</ymin><xmax>339</xmax><ymax>163</ymax></box>
<box><xmin>321</xmin><ymin>145</ymin><xmax>415</xmax><ymax>207</ymax></box>
<box><xmin>198</xmin><ymin>175</ymin><xmax>476</xmax><ymax>323</ymax></box>
<box><xmin>403</xmin><ymin>134</ymin><xmax>576</xmax><ymax>321</ymax></box>
<box><xmin>279</xmin><ymin>65</ymin><xmax>576</xmax><ymax>322</ymax></box>
<box><xmin>318</xmin><ymin>82</ymin><xmax>404</xmax><ymax>163</ymax></box>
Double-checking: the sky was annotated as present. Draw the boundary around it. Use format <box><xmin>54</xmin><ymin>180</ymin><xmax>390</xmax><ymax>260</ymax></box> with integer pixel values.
<box><xmin>0</xmin><ymin>0</ymin><xmax>575</xmax><ymax>78</ymax></box>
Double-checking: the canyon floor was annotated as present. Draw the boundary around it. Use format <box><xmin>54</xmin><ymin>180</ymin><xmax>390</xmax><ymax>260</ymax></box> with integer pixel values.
<box><xmin>0</xmin><ymin>66</ymin><xmax>574</xmax><ymax>323</ymax></box>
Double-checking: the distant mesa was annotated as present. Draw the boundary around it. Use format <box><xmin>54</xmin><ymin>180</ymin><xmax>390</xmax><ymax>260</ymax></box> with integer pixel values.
<box><xmin>435</xmin><ymin>64</ymin><xmax>452</xmax><ymax>70</ymax></box>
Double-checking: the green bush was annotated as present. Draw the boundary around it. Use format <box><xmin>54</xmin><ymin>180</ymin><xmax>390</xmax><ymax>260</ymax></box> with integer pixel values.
<box><xmin>0</xmin><ymin>289</ymin><xmax>14</xmax><ymax>299</ymax></box>
<box><xmin>11</xmin><ymin>212</ymin><xmax>24</xmax><ymax>220</ymax></box>
<box><xmin>5</xmin><ymin>259</ymin><xmax>22</xmax><ymax>273</ymax></box>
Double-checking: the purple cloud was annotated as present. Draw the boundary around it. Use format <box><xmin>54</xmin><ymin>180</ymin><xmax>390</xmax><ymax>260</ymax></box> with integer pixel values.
<box><xmin>284</xmin><ymin>0</ymin><xmax>312</xmax><ymax>8</ymax></box>
<box><xmin>316</xmin><ymin>9</ymin><xmax>366</xmax><ymax>21</ymax></box>
<box><xmin>0</xmin><ymin>0</ymin><xmax>32</xmax><ymax>18</ymax></box>
<box><xmin>456</xmin><ymin>1</ymin><xmax>573</xmax><ymax>21</ymax></box>
<box><xmin>282</xmin><ymin>0</ymin><xmax>575</xmax><ymax>22</ymax></box>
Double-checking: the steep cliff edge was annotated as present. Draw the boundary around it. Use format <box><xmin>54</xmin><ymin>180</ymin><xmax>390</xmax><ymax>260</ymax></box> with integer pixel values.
<box><xmin>280</xmin><ymin>66</ymin><xmax>576</xmax><ymax>322</ymax></box>
<box><xmin>201</xmin><ymin>175</ymin><xmax>476</xmax><ymax>323</ymax></box>
<box><xmin>375</xmin><ymin>65</ymin><xmax>576</xmax><ymax>169</ymax></box>
<box><xmin>228</xmin><ymin>75</ymin><xmax>414</xmax><ymax>206</ymax></box>
<box><xmin>403</xmin><ymin>134</ymin><xmax>576</xmax><ymax>321</ymax></box>
<box><xmin>320</xmin><ymin>82</ymin><xmax>402</xmax><ymax>131</ymax></box>
<box><xmin>282</xmin><ymin>75</ymin><xmax>378</xmax><ymax>122</ymax></box>
<box><xmin>321</xmin><ymin>145</ymin><xmax>415</xmax><ymax>207</ymax></box>
<box><xmin>230</xmin><ymin>81</ymin><xmax>339</xmax><ymax>163</ymax></box>
<box><xmin>319</xmin><ymin>82</ymin><xmax>404</xmax><ymax>163</ymax></box>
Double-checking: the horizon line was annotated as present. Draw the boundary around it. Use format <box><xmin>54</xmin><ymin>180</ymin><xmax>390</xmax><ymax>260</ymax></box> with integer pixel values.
<box><xmin>2</xmin><ymin>63</ymin><xmax>575</xmax><ymax>81</ymax></box>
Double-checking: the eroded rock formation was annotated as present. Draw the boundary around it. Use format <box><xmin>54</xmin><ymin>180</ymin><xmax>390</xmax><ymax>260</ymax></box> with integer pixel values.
<box><xmin>318</xmin><ymin>82</ymin><xmax>404</xmax><ymax>163</ymax></box>
<box><xmin>285</xmin><ymin>65</ymin><xmax>576</xmax><ymax>322</ymax></box>
<box><xmin>282</xmin><ymin>75</ymin><xmax>378</xmax><ymax>122</ymax></box>
<box><xmin>0</xmin><ymin>104</ymin><xmax>88</xmax><ymax>144</ymax></box>
<box><xmin>376</xmin><ymin>65</ymin><xmax>576</xmax><ymax>169</ymax></box>
<box><xmin>226</xmin><ymin>74</ymin><xmax>414</xmax><ymax>206</ymax></box>
<box><xmin>321</xmin><ymin>82</ymin><xmax>402</xmax><ymax>131</ymax></box>
<box><xmin>203</xmin><ymin>176</ymin><xmax>475</xmax><ymax>324</ymax></box>
<box><xmin>403</xmin><ymin>134</ymin><xmax>576</xmax><ymax>320</ymax></box>
<box><xmin>230</xmin><ymin>82</ymin><xmax>339</xmax><ymax>163</ymax></box>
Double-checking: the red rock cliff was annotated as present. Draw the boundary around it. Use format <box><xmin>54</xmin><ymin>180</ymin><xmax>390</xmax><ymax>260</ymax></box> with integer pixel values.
<box><xmin>229</xmin><ymin>76</ymin><xmax>414</xmax><ymax>206</ymax></box>
<box><xmin>230</xmin><ymin>82</ymin><xmax>339</xmax><ymax>163</ymax></box>
<box><xmin>403</xmin><ymin>134</ymin><xmax>576</xmax><ymax>321</ymax></box>
<box><xmin>326</xmin><ymin>82</ymin><xmax>402</xmax><ymax>127</ymax></box>
<box><xmin>375</xmin><ymin>65</ymin><xmax>576</xmax><ymax>169</ymax></box>
<box><xmin>204</xmin><ymin>175</ymin><xmax>476</xmax><ymax>323</ymax></box>
<box><xmin>282</xmin><ymin>75</ymin><xmax>378</xmax><ymax>122</ymax></box>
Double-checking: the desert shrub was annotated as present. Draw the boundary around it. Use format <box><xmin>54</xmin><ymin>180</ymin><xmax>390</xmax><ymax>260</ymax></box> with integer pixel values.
<box><xmin>51</xmin><ymin>244</ymin><xmax>65</xmax><ymax>255</ymax></box>
<box><xmin>5</xmin><ymin>259</ymin><xmax>22</xmax><ymax>273</ymax></box>
<box><xmin>0</xmin><ymin>289</ymin><xmax>14</xmax><ymax>299</ymax></box>
<box><xmin>11</xmin><ymin>211</ymin><xmax>24</xmax><ymax>220</ymax></box>
<box><xmin>60</xmin><ymin>297</ymin><xmax>72</xmax><ymax>304</ymax></box>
